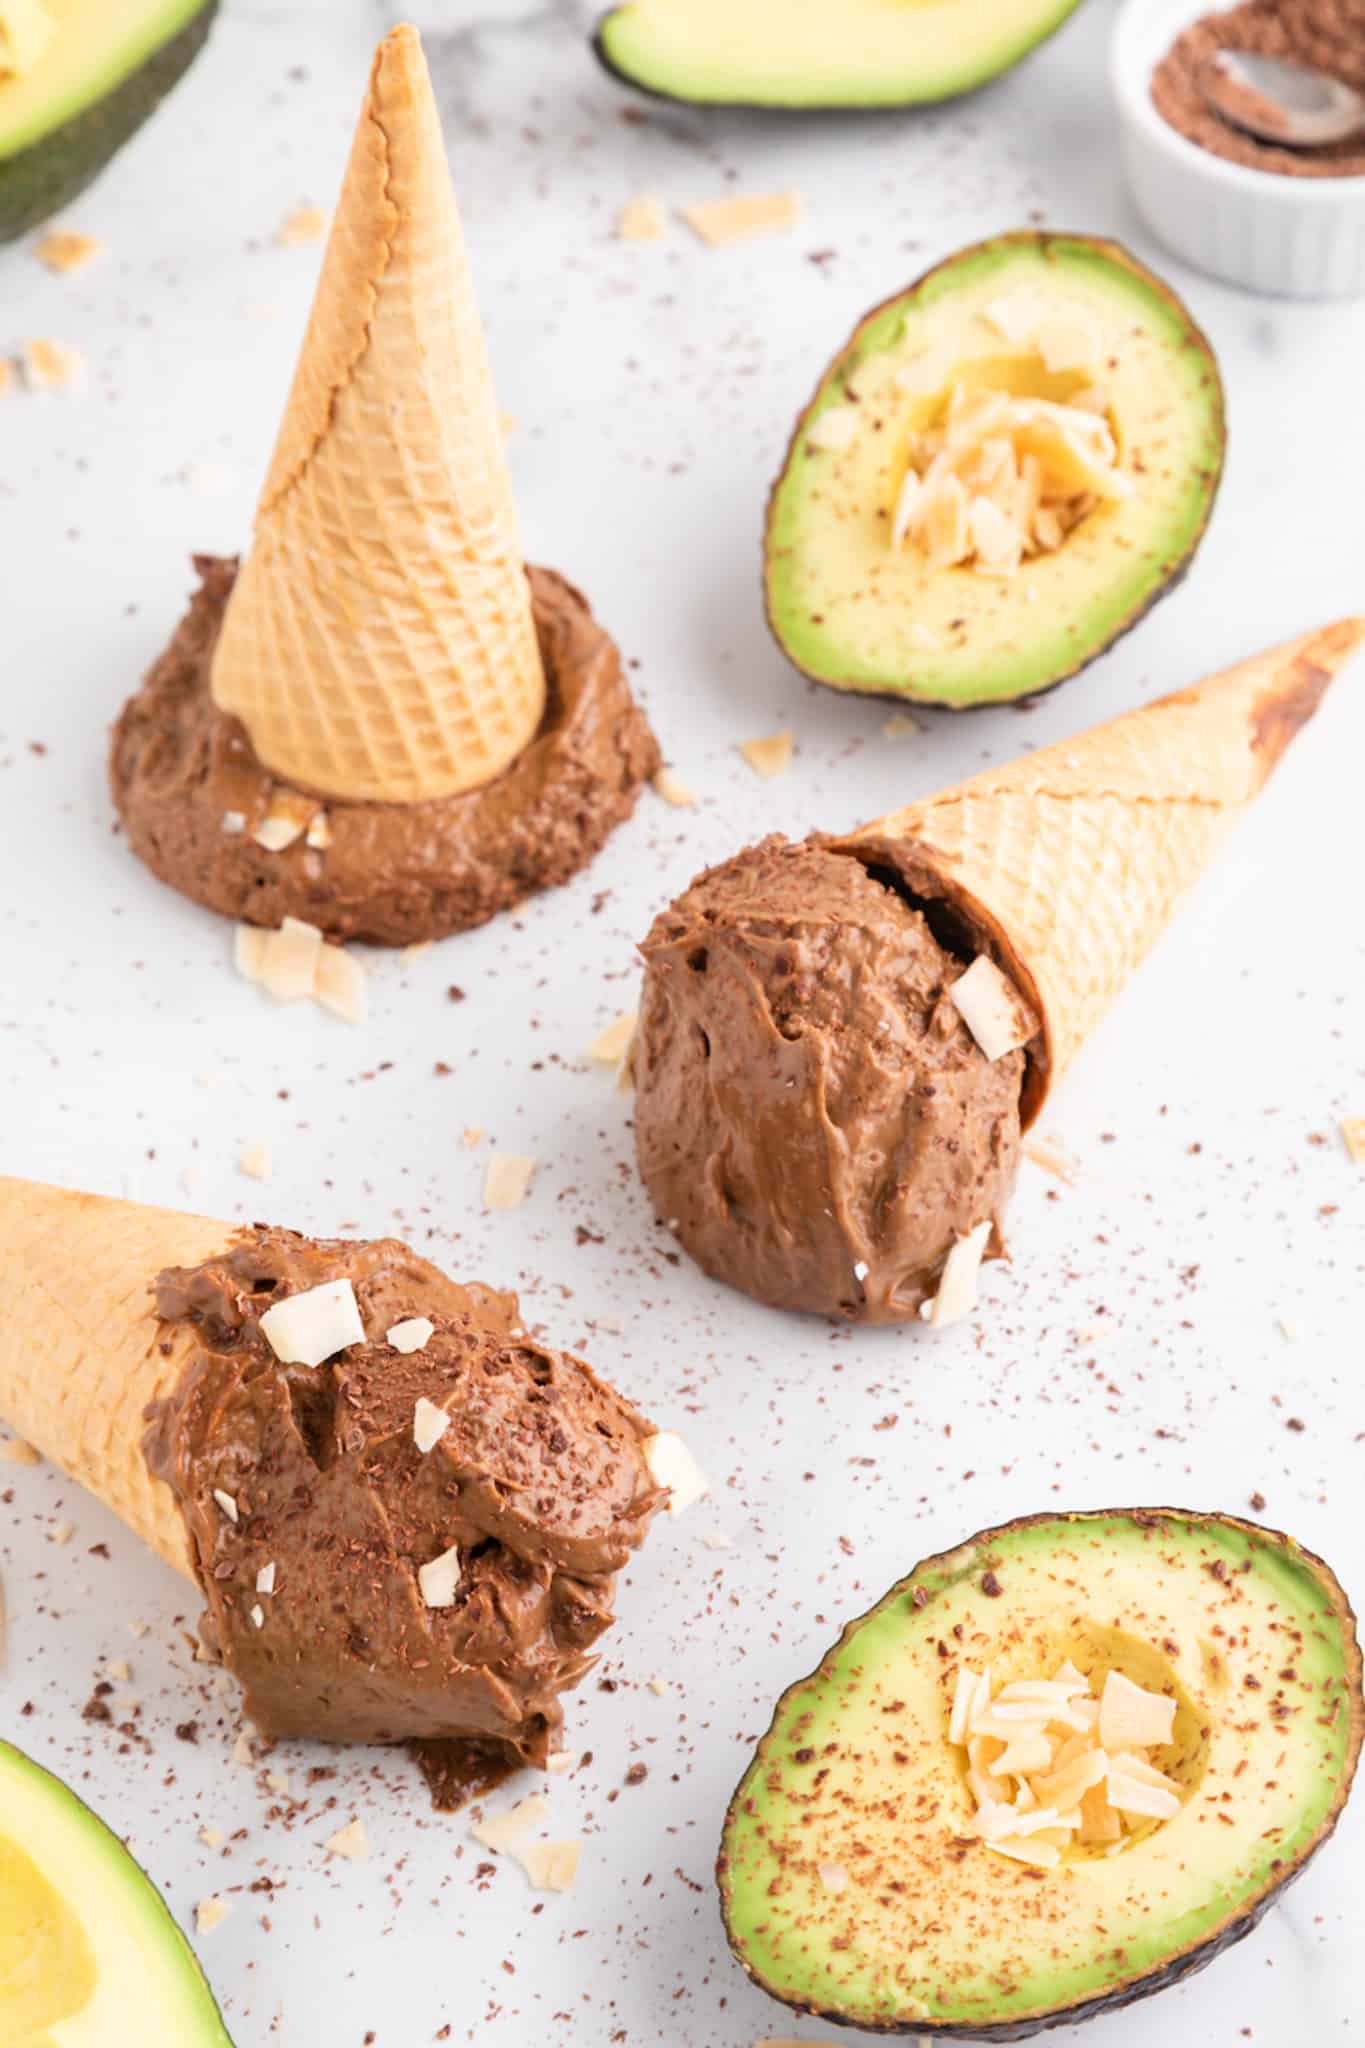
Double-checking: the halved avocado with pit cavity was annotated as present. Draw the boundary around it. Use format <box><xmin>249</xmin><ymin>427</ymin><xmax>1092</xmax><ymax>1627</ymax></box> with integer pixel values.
<box><xmin>594</xmin><ymin>0</ymin><xmax>1086</xmax><ymax>109</ymax></box>
<box><xmin>765</xmin><ymin>233</ymin><xmax>1225</xmax><ymax>709</ymax></box>
<box><xmin>719</xmin><ymin>1508</ymin><xmax>1362</xmax><ymax>2038</ymax></box>
<box><xmin>0</xmin><ymin>1739</ymin><xmax>233</xmax><ymax>2044</ymax></box>
<box><xmin>0</xmin><ymin>0</ymin><xmax>217</xmax><ymax>241</ymax></box>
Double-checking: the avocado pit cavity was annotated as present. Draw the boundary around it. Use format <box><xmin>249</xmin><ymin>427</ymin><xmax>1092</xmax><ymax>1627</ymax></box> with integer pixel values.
<box><xmin>949</xmin><ymin>1649</ymin><xmax>1200</xmax><ymax>1868</ymax></box>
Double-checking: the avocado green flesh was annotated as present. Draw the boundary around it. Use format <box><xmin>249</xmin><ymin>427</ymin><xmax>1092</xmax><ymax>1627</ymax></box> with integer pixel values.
<box><xmin>721</xmin><ymin>1510</ymin><xmax>1362</xmax><ymax>2035</ymax></box>
<box><xmin>0</xmin><ymin>0</ymin><xmax>216</xmax><ymax>241</ymax></box>
<box><xmin>765</xmin><ymin>235</ymin><xmax>1224</xmax><ymax>708</ymax></box>
<box><xmin>0</xmin><ymin>1740</ymin><xmax>233</xmax><ymax>2044</ymax></box>
<box><xmin>596</xmin><ymin>0</ymin><xmax>1084</xmax><ymax>108</ymax></box>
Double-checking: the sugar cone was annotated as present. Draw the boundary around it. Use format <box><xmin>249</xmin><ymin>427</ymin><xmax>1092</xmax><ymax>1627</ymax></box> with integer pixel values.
<box><xmin>0</xmin><ymin>1178</ymin><xmax>235</xmax><ymax>1577</ymax></box>
<box><xmin>839</xmin><ymin>620</ymin><xmax>1365</xmax><ymax>1127</ymax></box>
<box><xmin>210</xmin><ymin>25</ymin><xmax>545</xmax><ymax>804</ymax></box>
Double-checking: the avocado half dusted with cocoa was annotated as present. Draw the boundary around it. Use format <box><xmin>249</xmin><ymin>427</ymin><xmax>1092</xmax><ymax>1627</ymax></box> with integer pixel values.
<box><xmin>764</xmin><ymin>233</ymin><xmax>1225</xmax><ymax>709</ymax></box>
<box><xmin>719</xmin><ymin>1508</ymin><xmax>1362</xmax><ymax>2037</ymax></box>
<box><xmin>0</xmin><ymin>1741</ymin><xmax>232</xmax><ymax>2043</ymax></box>
<box><xmin>0</xmin><ymin>0</ymin><xmax>217</xmax><ymax>241</ymax></box>
<box><xmin>594</xmin><ymin>0</ymin><xmax>1084</xmax><ymax>109</ymax></box>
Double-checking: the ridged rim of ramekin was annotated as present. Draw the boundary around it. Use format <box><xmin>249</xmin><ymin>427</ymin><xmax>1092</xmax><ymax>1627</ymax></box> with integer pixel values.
<box><xmin>1110</xmin><ymin>0</ymin><xmax>1365</xmax><ymax>210</ymax></box>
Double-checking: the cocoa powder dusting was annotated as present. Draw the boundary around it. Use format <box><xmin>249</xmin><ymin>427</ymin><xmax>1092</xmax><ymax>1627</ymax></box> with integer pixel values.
<box><xmin>1151</xmin><ymin>0</ymin><xmax>1365</xmax><ymax>177</ymax></box>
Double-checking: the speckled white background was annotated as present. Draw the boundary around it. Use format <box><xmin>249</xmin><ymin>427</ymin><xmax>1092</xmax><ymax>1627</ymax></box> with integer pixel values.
<box><xmin>1</xmin><ymin>2</ymin><xmax>1363</xmax><ymax>2043</ymax></box>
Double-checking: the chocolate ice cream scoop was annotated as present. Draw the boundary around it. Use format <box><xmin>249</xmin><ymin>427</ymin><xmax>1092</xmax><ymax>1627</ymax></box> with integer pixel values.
<box><xmin>633</xmin><ymin>836</ymin><xmax>1030</xmax><ymax>1324</ymax></box>
<box><xmin>146</xmin><ymin>1227</ymin><xmax>663</xmax><ymax>1800</ymax></box>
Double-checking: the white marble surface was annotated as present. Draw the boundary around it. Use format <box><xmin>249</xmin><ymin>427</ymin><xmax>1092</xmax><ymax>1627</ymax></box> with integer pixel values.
<box><xmin>2</xmin><ymin>3</ymin><xmax>1364</xmax><ymax>2044</ymax></box>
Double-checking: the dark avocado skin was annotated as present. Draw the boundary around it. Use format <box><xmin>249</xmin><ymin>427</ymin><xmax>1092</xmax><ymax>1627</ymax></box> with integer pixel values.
<box><xmin>718</xmin><ymin>1506</ymin><xmax>1364</xmax><ymax>2041</ymax></box>
<box><xmin>762</xmin><ymin>231</ymin><xmax>1227</xmax><ymax>713</ymax></box>
<box><xmin>589</xmin><ymin>6</ymin><xmax>1085</xmax><ymax>111</ymax></box>
<box><xmin>0</xmin><ymin>1</ymin><xmax>218</xmax><ymax>241</ymax></box>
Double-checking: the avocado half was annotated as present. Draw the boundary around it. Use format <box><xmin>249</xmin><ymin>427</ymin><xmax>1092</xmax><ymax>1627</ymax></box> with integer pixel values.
<box><xmin>765</xmin><ymin>233</ymin><xmax>1225</xmax><ymax>709</ymax></box>
<box><xmin>593</xmin><ymin>0</ymin><xmax>1085</xmax><ymax>109</ymax></box>
<box><xmin>0</xmin><ymin>0</ymin><xmax>217</xmax><ymax>241</ymax></box>
<box><xmin>719</xmin><ymin>1508</ymin><xmax>1362</xmax><ymax>2039</ymax></box>
<box><xmin>0</xmin><ymin>1738</ymin><xmax>233</xmax><ymax>2043</ymax></box>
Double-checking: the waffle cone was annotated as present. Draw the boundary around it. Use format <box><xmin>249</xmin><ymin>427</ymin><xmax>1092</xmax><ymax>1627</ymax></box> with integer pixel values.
<box><xmin>0</xmin><ymin>1177</ymin><xmax>234</xmax><ymax>1577</ymax></box>
<box><xmin>839</xmin><ymin>620</ymin><xmax>1365</xmax><ymax>1127</ymax></box>
<box><xmin>210</xmin><ymin>25</ymin><xmax>545</xmax><ymax>804</ymax></box>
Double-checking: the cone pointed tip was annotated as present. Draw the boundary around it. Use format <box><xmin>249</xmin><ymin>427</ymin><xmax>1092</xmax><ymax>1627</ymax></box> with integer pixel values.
<box><xmin>370</xmin><ymin>22</ymin><xmax>431</xmax><ymax>107</ymax></box>
<box><xmin>1250</xmin><ymin>615</ymin><xmax>1365</xmax><ymax>782</ymax></box>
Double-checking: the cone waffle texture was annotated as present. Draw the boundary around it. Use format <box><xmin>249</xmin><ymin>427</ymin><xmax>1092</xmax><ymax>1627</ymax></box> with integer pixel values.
<box><xmin>0</xmin><ymin>1177</ymin><xmax>232</xmax><ymax>1577</ymax></box>
<box><xmin>210</xmin><ymin>26</ymin><xmax>545</xmax><ymax>804</ymax></box>
<box><xmin>843</xmin><ymin>620</ymin><xmax>1364</xmax><ymax>1126</ymax></box>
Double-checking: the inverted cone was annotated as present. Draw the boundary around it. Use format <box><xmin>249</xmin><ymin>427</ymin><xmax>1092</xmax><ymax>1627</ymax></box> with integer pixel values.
<box><xmin>840</xmin><ymin>620</ymin><xmax>1365</xmax><ymax>1125</ymax></box>
<box><xmin>210</xmin><ymin>25</ymin><xmax>545</xmax><ymax>804</ymax></box>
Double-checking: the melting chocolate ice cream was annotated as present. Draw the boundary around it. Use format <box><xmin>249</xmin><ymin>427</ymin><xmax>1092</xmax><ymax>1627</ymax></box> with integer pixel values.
<box><xmin>633</xmin><ymin>836</ymin><xmax>1030</xmax><ymax>1324</ymax></box>
<box><xmin>146</xmin><ymin>1228</ymin><xmax>662</xmax><ymax>1802</ymax></box>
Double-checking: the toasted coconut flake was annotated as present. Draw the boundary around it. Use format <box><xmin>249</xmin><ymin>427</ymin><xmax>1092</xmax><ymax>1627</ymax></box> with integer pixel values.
<box><xmin>617</xmin><ymin>193</ymin><xmax>667</xmax><ymax>241</ymax></box>
<box><xmin>200</xmin><ymin>1825</ymin><xmax>224</xmax><ymax>1849</ymax></box>
<box><xmin>277</xmin><ymin>204</ymin><xmax>329</xmax><ymax>246</ymax></box>
<box><xmin>518</xmin><ymin>1839</ymin><xmax>581</xmax><ymax>1892</ymax></box>
<box><xmin>681</xmin><ymin>189</ymin><xmax>801</xmax><ymax>247</ymax></box>
<box><xmin>306</xmin><ymin>811</ymin><xmax>332</xmax><ymax>850</ymax></box>
<box><xmin>387</xmin><ymin>1316</ymin><xmax>434</xmax><ymax>1355</ymax></box>
<box><xmin>50</xmin><ymin>1521</ymin><xmax>72</xmax><ymax>1544</ymax></box>
<box><xmin>1106</xmin><ymin>1771</ymin><xmax>1181</xmax><ymax>1821</ymax></box>
<box><xmin>238</xmin><ymin>1141</ymin><xmax>272</xmax><ymax>1182</ymax></box>
<box><xmin>805</xmin><ymin>404</ymin><xmax>859</xmax><ymax>454</ymax></box>
<box><xmin>252</xmin><ymin>789</ymin><xmax>315</xmax><ymax>852</ymax></box>
<box><xmin>234</xmin><ymin>923</ymin><xmax>269</xmax><ymax>983</ymax></box>
<box><xmin>587</xmin><ymin>1011</ymin><xmax>638</xmax><ymax>1065</ymax></box>
<box><xmin>948</xmin><ymin>956</ymin><xmax>1032</xmax><ymax>1061</ymax></box>
<box><xmin>195</xmin><ymin>1895</ymin><xmax>231</xmax><ymax>1934</ymax></box>
<box><xmin>1098</xmin><ymin>1670</ymin><xmax>1176</xmax><ymax>1751</ymax></box>
<box><xmin>484</xmin><ymin>1153</ymin><xmax>537</xmax><ymax>1211</ymax></box>
<box><xmin>738</xmin><ymin>730</ymin><xmax>793</xmax><ymax>780</ymax></box>
<box><xmin>314</xmin><ymin>942</ymin><xmax>367</xmax><ymax>1025</ymax></box>
<box><xmin>1340</xmin><ymin>1117</ymin><xmax>1365</xmax><ymax>1164</ymax></box>
<box><xmin>919</xmin><ymin>1220</ymin><xmax>992</xmax><ymax>1330</ymax></box>
<box><xmin>643</xmin><ymin>1431</ymin><xmax>709</xmax><ymax>1514</ymax></box>
<box><xmin>35</xmin><ymin>230</ymin><xmax>102</xmax><ymax>274</ymax></box>
<box><xmin>222</xmin><ymin>810</ymin><xmax>246</xmax><ymax>835</ymax></box>
<box><xmin>413</xmin><ymin>1397</ymin><xmax>451</xmax><ymax>1455</ymax></box>
<box><xmin>652</xmin><ymin>766</ymin><xmax>695</xmax><ymax>807</ymax></box>
<box><xmin>261</xmin><ymin>916</ymin><xmax>323</xmax><ymax>1002</ymax></box>
<box><xmin>324</xmin><ymin>1816</ymin><xmax>369</xmax><ymax>1861</ymax></box>
<box><xmin>249</xmin><ymin>1603</ymin><xmax>265</xmax><ymax>1630</ymax></box>
<box><xmin>471</xmin><ymin>1794</ymin><xmax>546</xmax><ymax>1854</ymax></box>
<box><xmin>256</xmin><ymin>1562</ymin><xmax>276</xmax><ymax>1595</ymax></box>
<box><xmin>212</xmin><ymin>1489</ymin><xmax>239</xmax><ymax>1524</ymax></box>
<box><xmin>260</xmin><ymin>1277</ymin><xmax>365</xmax><ymax>1368</ymax></box>
<box><xmin>417</xmin><ymin>1544</ymin><xmax>462</xmax><ymax>1610</ymax></box>
<box><xmin>252</xmin><ymin>813</ymin><xmax>303</xmax><ymax>853</ymax></box>
<box><xmin>22</xmin><ymin>338</ymin><xmax>82</xmax><ymax>391</ymax></box>
<box><xmin>545</xmin><ymin>1751</ymin><xmax>572</xmax><ymax>1774</ymax></box>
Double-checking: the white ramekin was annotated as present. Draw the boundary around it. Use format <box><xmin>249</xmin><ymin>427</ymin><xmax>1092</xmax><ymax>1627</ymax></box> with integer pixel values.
<box><xmin>1110</xmin><ymin>0</ymin><xmax>1365</xmax><ymax>298</ymax></box>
